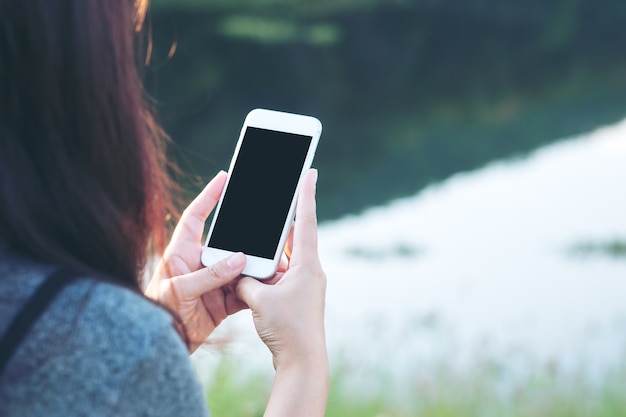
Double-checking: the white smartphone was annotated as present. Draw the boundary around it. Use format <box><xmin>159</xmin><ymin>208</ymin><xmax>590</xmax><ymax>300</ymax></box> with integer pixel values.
<box><xmin>201</xmin><ymin>108</ymin><xmax>322</xmax><ymax>279</ymax></box>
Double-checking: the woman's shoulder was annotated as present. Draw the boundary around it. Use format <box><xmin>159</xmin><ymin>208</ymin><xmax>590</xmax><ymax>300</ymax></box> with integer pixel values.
<box><xmin>0</xmin><ymin>256</ymin><xmax>208</xmax><ymax>417</ymax></box>
<box><xmin>0</xmin><ymin>255</ymin><xmax>173</xmax><ymax>351</ymax></box>
<box><xmin>82</xmin><ymin>273</ymin><xmax>175</xmax><ymax>349</ymax></box>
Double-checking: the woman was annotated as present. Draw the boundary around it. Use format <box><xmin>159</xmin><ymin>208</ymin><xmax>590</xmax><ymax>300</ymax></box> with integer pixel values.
<box><xmin>0</xmin><ymin>0</ymin><xmax>328</xmax><ymax>416</ymax></box>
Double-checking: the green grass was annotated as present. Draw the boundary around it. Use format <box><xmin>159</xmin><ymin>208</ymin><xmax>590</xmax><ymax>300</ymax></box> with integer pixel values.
<box><xmin>203</xmin><ymin>356</ymin><xmax>626</xmax><ymax>417</ymax></box>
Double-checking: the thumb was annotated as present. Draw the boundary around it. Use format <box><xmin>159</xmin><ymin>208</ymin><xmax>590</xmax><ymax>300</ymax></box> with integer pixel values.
<box><xmin>235</xmin><ymin>276</ymin><xmax>265</xmax><ymax>309</ymax></box>
<box><xmin>171</xmin><ymin>252</ymin><xmax>246</xmax><ymax>301</ymax></box>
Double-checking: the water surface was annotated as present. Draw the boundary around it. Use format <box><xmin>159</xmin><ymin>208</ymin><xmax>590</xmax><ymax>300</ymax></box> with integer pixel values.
<box><xmin>195</xmin><ymin>118</ymin><xmax>626</xmax><ymax>386</ymax></box>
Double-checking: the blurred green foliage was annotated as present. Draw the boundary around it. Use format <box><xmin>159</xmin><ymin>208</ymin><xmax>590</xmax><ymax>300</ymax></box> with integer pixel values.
<box><xmin>152</xmin><ymin>0</ymin><xmax>401</xmax><ymax>15</ymax></box>
<box><xmin>204</xmin><ymin>355</ymin><xmax>626</xmax><ymax>417</ymax></box>
<box><xmin>145</xmin><ymin>0</ymin><xmax>626</xmax><ymax>219</ymax></box>
<box><xmin>569</xmin><ymin>239</ymin><xmax>626</xmax><ymax>259</ymax></box>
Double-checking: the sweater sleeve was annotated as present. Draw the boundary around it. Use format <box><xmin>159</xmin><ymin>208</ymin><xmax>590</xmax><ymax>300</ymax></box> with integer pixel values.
<box><xmin>112</xmin><ymin>324</ymin><xmax>210</xmax><ymax>417</ymax></box>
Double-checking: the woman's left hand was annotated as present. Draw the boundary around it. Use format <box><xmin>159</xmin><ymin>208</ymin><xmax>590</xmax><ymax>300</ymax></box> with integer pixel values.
<box><xmin>145</xmin><ymin>171</ymin><xmax>248</xmax><ymax>352</ymax></box>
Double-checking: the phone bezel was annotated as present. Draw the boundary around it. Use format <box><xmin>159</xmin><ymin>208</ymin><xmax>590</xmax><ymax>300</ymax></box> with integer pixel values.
<box><xmin>201</xmin><ymin>108</ymin><xmax>322</xmax><ymax>279</ymax></box>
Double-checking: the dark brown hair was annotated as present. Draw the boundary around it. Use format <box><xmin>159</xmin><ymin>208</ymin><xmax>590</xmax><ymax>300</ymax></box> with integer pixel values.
<box><xmin>0</xmin><ymin>0</ymin><xmax>176</xmax><ymax>287</ymax></box>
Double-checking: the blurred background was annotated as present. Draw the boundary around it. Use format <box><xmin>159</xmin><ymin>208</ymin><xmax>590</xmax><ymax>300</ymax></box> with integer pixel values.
<box><xmin>147</xmin><ymin>0</ymin><xmax>626</xmax><ymax>415</ymax></box>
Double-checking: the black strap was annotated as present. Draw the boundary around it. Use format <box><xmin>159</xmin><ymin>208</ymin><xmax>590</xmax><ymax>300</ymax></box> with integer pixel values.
<box><xmin>0</xmin><ymin>268</ymin><xmax>79</xmax><ymax>376</ymax></box>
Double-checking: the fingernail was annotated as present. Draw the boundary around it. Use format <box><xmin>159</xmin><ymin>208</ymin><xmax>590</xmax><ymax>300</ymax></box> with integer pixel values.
<box><xmin>227</xmin><ymin>253</ymin><xmax>246</xmax><ymax>270</ymax></box>
<box><xmin>310</xmin><ymin>168</ymin><xmax>318</xmax><ymax>184</ymax></box>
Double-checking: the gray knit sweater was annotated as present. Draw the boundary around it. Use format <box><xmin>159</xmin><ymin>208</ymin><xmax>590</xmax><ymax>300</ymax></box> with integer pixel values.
<box><xmin>0</xmin><ymin>256</ymin><xmax>209</xmax><ymax>416</ymax></box>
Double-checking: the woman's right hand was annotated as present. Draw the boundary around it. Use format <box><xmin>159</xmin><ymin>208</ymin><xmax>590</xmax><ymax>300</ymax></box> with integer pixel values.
<box><xmin>236</xmin><ymin>169</ymin><xmax>328</xmax><ymax>417</ymax></box>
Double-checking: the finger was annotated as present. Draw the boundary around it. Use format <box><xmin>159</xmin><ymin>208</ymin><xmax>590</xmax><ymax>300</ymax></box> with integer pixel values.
<box><xmin>262</xmin><ymin>272</ymin><xmax>284</xmax><ymax>285</ymax></box>
<box><xmin>171</xmin><ymin>171</ymin><xmax>228</xmax><ymax>244</ymax></box>
<box><xmin>235</xmin><ymin>276</ymin><xmax>264</xmax><ymax>309</ymax></box>
<box><xmin>276</xmin><ymin>225</ymin><xmax>294</xmax><ymax>272</ymax></box>
<box><xmin>284</xmin><ymin>224</ymin><xmax>295</xmax><ymax>260</ymax></box>
<box><xmin>277</xmin><ymin>252</ymin><xmax>289</xmax><ymax>272</ymax></box>
<box><xmin>291</xmin><ymin>169</ymin><xmax>319</xmax><ymax>265</ymax></box>
<box><xmin>224</xmin><ymin>292</ymin><xmax>249</xmax><ymax>315</ymax></box>
<box><xmin>172</xmin><ymin>252</ymin><xmax>246</xmax><ymax>301</ymax></box>
<box><xmin>158</xmin><ymin>253</ymin><xmax>193</xmax><ymax>280</ymax></box>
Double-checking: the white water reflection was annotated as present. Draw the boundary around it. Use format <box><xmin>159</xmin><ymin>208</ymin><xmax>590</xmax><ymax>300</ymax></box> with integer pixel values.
<box><xmin>195</xmin><ymin>118</ymin><xmax>626</xmax><ymax>384</ymax></box>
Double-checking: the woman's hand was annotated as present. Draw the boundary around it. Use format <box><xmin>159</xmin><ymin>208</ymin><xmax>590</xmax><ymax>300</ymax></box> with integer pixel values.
<box><xmin>145</xmin><ymin>171</ymin><xmax>248</xmax><ymax>352</ymax></box>
<box><xmin>236</xmin><ymin>169</ymin><xmax>329</xmax><ymax>417</ymax></box>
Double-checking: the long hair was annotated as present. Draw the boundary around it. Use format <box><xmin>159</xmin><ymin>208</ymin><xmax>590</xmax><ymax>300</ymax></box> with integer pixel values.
<box><xmin>0</xmin><ymin>0</ymin><xmax>176</xmax><ymax>287</ymax></box>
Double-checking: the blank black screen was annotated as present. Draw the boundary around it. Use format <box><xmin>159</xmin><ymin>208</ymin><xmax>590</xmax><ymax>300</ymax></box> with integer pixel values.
<box><xmin>208</xmin><ymin>127</ymin><xmax>312</xmax><ymax>259</ymax></box>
